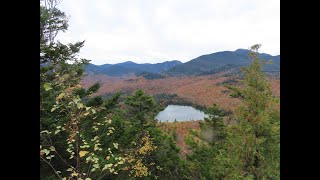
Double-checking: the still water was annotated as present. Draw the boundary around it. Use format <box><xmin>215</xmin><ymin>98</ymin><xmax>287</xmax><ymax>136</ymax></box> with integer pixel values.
<box><xmin>155</xmin><ymin>105</ymin><xmax>208</xmax><ymax>122</ymax></box>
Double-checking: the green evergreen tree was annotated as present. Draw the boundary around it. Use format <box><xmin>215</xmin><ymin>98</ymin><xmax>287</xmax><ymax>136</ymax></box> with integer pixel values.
<box><xmin>125</xmin><ymin>89</ymin><xmax>158</xmax><ymax>136</ymax></box>
<box><xmin>110</xmin><ymin>90</ymin><xmax>186</xmax><ymax>179</ymax></box>
<box><xmin>185</xmin><ymin>104</ymin><xmax>228</xmax><ymax>179</ymax></box>
<box><xmin>185</xmin><ymin>44</ymin><xmax>280</xmax><ymax>179</ymax></box>
<box><xmin>222</xmin><ymin>44</ymin><xmax>280</xmax><ymax>179</ymax></box>
<box><xmin>202</xmin><ymin>104</ymin><xmax>227</xmax><ymax>146</ymax></box>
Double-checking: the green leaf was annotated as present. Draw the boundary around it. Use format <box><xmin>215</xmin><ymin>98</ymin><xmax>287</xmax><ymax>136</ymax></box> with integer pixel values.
<box><xmin>40</xmin><ymin>130</ymin><xmax>49</xmax><ymax>134</ymax></box>
<box><xmin>102</xmin><ymin>164</ymin><xmax>113</xmax><ymax>171</ymax></box>
<box><xmin>92</xmin><ymin>126</ymin><xmax>98</xmax><ymax>131</ymax></box>
<box><xmin>94</xmin><ymin>144</ymin><xmax>99</xmax><ymax>151</ymax></box>
<box><xmin>71</xmin><ymin>172</ymin><xmax>78</xmax><ymax>177</ymax></box>
<box><xmin>49</xmin><ymin>146</ymin><xmax>55</xmax><ymax>151</ymax></box>
<box><xmin>56</xmin><ymin>92</ymin><xmax>65</xmax><ymax>100</ymax></box>
<box><xmin>77</xmin><ymin>102</ymin><xmax>84</xmax><ymax>109</ymax></box>
<box><xmin>110</xmin><ymin>168</ymin><xmax>115</xmax><ymax>173</ymax></box>
<box><xmin>44</xmin><ymin>83</ymin><xmax>52</xmax><ymax>91</ymax></box>
<box><xmin>43</xmin><ymin>149</ymin><xmax>50</xmax><ymax>155</ymax></box>
<box><xmin>113</xmin><ymin>143</ymin><xmax>119</xmax><ymax>149</ymax></box>
<box><xmin>86</xmin><ymin>156</ymin><xmax>92</xmax><ymax>162</ymax></box>
<box><xmin>67</xmin><ymin>168</ymin><xmax>73</xmax><ymax>172</ymax></box>
<box><xmin>73</xmin><ymin>98</ymin><xmax>80</xmax><ymax>103</ymax></box>
<box><xmin>118</xmin><ymin>160</ymin><xmax>124</xmax><ymax>165</ymax></box>
<box><xmin>93</xmin><ymin>163</ymin><xmax>100</xmax><ymax>169</ymax></box>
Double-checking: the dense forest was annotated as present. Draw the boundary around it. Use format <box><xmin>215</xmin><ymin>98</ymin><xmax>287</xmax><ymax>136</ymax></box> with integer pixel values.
<box><xmin>40</xmin><ymin>1</ymin><xmax>280</xmax><ymax>179</ymax></box>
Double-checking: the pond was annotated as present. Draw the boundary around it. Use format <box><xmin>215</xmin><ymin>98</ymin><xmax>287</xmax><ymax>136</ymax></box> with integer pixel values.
<box><xmin>155</xmin><ymin>105</ymin><xmax>208</xmax><ymax>122</ymax></box>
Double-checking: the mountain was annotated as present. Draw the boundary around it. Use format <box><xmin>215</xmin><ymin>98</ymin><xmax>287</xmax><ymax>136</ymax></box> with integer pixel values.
<box><xmin>85</xmin><ymin>60</ymin><xmax>182</xmax><ymax>77</ymax></box>
<box><xmin>85</xmin><ymin>49</ymin><xmax>280</xmax><ymax>77</ymax></box>
<box><xmin>164</xmin><ymin>49</ymin><xmax>280</xmax><ymax>76</ymax></box>
<box><xmin>136</xmin><ymin>71</ymin><xmax>167</xmax><ymax>80</ymax></box>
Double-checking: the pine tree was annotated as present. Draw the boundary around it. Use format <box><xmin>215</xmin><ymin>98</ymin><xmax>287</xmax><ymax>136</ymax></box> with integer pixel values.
<box><xmin>125</xmin><ymin>89</ymin><xmax>158</xmax><ymax>136</ymax></box>
<box><xmin>185</xmin><ymin>104</ymin><xmax>228</xmax><ymax>179</ymax></box>
<box><xmin>202</xmin><ymin>104</ymin><xmax>227</xmax><ymax>146</ymax></box>
<box><xmin>223</xmin><ymin>44</ymin><xmax>280</xmax><ymax>179</ymax></box>
<box><xmin>185</xmin><ymin>45</ymin><xmax>280</xmax><ymax>179</ymax></box>
<box><xmin>110</xmin><ymin>90</ymin><xmax>185</xmax><ymax>179</ymax></box>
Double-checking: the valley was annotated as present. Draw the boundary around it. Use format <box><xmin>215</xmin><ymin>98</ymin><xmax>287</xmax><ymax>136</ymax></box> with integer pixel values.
<box><xmin>80</xmin><ymin>49</ymin><xmax>280</xmax><ymax>157</ymax></box>
<box><xmin>82</xmin><ymin>49</ymin><xmax>280</xmax><ymax>112</ymax></box>
<box><xmin>81</xmin><ymin>73</ymin><xmax>279</xmax><ymax>111</ymax></box>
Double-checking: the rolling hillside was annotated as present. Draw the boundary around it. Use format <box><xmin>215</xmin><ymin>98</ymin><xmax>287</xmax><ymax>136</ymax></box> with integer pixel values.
<box><xmin>164</xmin><ymin>49</ymin><xmax>280</xmax><ymax>76</ymax></box>
<box><xmin>85</xmin><ymin>60</ymin><xmax>182</xmax><ymax>76</ymax></box>
<box><xmin>81</xmin><ymin>73</ymin><xmax>280</xmax><ymax>111</ymax></box>
<box><xmin>85</xmin><ymin>49</ymin><xmax>279</xmax><ymax>77</ymax></box>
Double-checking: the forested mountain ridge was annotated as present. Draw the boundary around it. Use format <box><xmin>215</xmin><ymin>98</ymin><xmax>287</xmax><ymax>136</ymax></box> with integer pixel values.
<box><xmin>85</xmin><ymin>60</ymin><xmax>182</xmax><ymax>76</ymax></box>
<box><xmin>164</xmin><ymin>49</ymin><xmax>280</xmax><ymax>76</ymax></box>
<box><xmin>85</xmin><ymin>49</ymin><xmax>279</xmax><ymax>77</ymax></box>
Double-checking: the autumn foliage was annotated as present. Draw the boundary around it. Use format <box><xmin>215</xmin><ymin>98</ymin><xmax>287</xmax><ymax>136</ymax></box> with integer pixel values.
<box><xmin>82</xmin><ymin>73</ymin><xmax>279</xmax><ymax>111</ymax></box>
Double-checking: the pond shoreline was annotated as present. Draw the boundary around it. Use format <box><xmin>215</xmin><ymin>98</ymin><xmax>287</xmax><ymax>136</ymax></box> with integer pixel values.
<box><xmin>155</xmin><ymin>105</ymin><xmax>208</xmax><ymax>122</ymax></box>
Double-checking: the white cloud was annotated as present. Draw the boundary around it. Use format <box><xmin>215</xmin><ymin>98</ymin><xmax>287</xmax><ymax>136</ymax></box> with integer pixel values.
<box><xmin>56</xmin><ymin>0</ymin><xmax>280</xmax><ymax>65</ymax></box>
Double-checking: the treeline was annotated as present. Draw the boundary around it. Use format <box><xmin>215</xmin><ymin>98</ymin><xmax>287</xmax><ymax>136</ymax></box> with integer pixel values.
<box><xmin>40</xmin><ymin>1</ymin><xmax>279</xmax><ymax>179</ymax></box>
<box><xmin>197</xmin><ymin>64</ymin><xmax>242</xmax><ymax>76</ymax></box>
<box><xmin>136</xmin><ymin>72</ymin><xmax>167</xmax><ymax>80</ymax></box>
<box><xmin>101</xmin><ymin>91</ymin><xmax>207</xmax><ymax>112</ymax></box>
<box><xmin>153</xmin><ymin>93</ymin><xmax>207</xmax><ymax>111</ymax></box>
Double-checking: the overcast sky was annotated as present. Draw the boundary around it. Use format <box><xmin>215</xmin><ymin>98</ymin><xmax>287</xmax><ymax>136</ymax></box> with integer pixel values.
<box><xmin>56</xmin><ymin>0</ymin><xmax>280</xmax><ymax>65</ymax></box>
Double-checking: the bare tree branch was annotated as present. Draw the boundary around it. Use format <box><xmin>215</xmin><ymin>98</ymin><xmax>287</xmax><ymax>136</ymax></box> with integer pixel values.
<box><xmin>40</xmin><ymin>156</ymin><xmax>62</xmax><ymax>179</ymax></box>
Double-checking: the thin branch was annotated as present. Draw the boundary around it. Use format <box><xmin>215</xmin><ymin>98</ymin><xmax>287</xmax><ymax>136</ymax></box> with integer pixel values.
<box><xmin>97</xmin><ymin>172</ymin><xmax>110</xmax><ymax>180</ymax></box>
<box><xmin>40</xmin><ymin>156</ymin><xmax>62</xmax><ymax>179</ymax></box>
<box><xmin>54</xmin><ymin>150</ymin><xmax>73</xmax><ymax>167</ymax></box>
<box><xmin>85</xmin><ymin>162</ymin><xmax>93</xmax><ymax>178</ymax></box>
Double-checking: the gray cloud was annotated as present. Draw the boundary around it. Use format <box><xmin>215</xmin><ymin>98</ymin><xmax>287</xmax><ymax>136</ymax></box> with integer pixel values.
<box><xmin>56</xmin><ymin>0</ymin><xmax>280</xmax><ymax>65</ymax></box>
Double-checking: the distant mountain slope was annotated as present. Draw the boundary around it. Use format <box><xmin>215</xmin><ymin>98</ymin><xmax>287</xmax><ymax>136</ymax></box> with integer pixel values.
<box><xmin>85</xmin><ymin>60</ymin><xmax>182</xmax><ymax>77</ymax></box>
<box><xmin>136</xmin><ymin>71</ymin><xmax>167</xmax><ymax>80</ymax></box>
<box><xmin>164</xmin><ymin>49</ymin><xmax>280</xmax><ymax>76</ymax></box>
<box><xmin>85</xmin><ymin>49</ymin><xmax>279</xmax><ymax>77</ymax></box>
